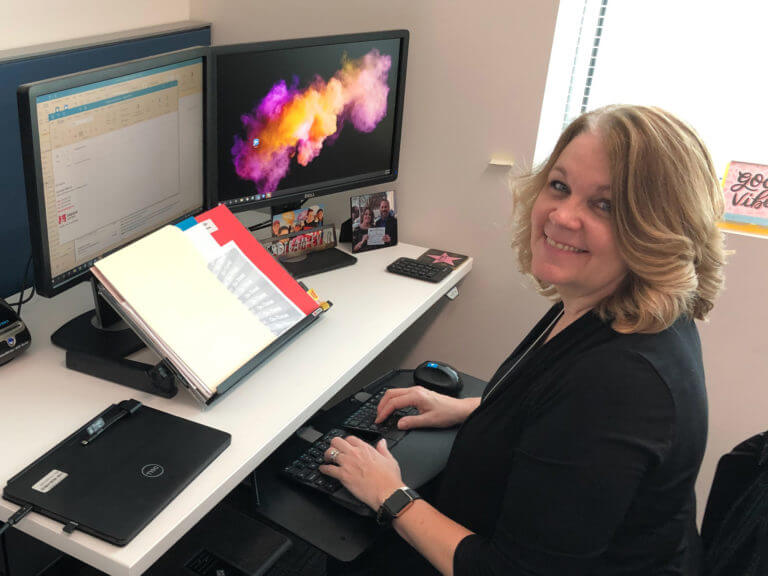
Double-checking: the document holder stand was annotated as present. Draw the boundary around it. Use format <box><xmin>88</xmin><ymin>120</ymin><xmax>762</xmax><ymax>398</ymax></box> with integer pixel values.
<box><xmin>66</xmin><ymin>350</ymin><xmax>178</xmax><ymax>398</ymax></box>
<box><xmin>51</xmin><ymin>277</ymin><xmax>177</xmax><ymax>398</ymax></box>
<box><xmin>54</xmin><ymin>277</ymin><xmax>176</xmax><ymax>398</ymax></box>
<box><xmin>245</xmin><ymin>370</ymin><xmax>487</xmax><ymax>562</ymax></box>
<box><xmin>51</xmin><ymin>278</ymin><xmax>145</xmax><ymax>358</ymax></box>
<box><xmin>75</xmin><ymin>206</ymin><xmax>330</xmax><ymax>408</ymax></box>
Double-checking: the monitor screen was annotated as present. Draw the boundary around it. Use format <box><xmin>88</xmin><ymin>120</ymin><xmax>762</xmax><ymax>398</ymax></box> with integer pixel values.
<box><xmin>212</xmin><ymin>30</ymin><xmax>408</xmax><ymax>211</ymax></box>
<box><xmin>19</xmin><ymin>47</ymin><xmax>208</xmax><ymax>297</ymax></box>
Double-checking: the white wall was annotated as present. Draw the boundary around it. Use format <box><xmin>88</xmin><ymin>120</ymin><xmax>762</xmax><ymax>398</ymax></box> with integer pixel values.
<box><xmin>0</xmin><ymin>0</ymin><xmax>189</xmax><ymax>51</ymax></box>
<box><xmin>697</xmin><ymin>232</ymin><xmax>768</xmax><ymax>516</ymax></box>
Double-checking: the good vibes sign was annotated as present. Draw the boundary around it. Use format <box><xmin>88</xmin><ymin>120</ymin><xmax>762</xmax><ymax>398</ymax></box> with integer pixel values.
<box><xmin>721</xmin><ymin>161</ymin><xmax>768</xmax><ymax>234</ymax></box>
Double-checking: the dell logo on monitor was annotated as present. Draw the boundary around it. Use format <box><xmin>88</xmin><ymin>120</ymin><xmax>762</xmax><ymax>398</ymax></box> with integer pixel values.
<box><xmin>141</xmin><ymin>464</ymin><xmax>164</xmax><ymax>478</ymax></box>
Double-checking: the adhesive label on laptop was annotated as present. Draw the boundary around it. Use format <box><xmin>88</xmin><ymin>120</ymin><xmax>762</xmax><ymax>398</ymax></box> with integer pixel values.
<box><xmin>31</xmin><ymin>469</ymin><xmax>68</xmax><ymax>493</ymax></box>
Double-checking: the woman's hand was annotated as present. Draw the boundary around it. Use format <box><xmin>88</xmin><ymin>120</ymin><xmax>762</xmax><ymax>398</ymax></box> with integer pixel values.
<box><xmin>319</xmin><ymin>436</ymin><xmax>403</xmax><ymax>510</ymax></box>
<box><xmin>376</xmin><ymin>387</ymin><xmax>480</xmax><ymax>430</ymax></box>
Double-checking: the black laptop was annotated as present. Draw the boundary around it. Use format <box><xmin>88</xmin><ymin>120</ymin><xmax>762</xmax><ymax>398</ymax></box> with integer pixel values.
<box><xmin>3</xmin><ymin>400</ymin><xmax>231</xmax><ymax>546</ymax></box>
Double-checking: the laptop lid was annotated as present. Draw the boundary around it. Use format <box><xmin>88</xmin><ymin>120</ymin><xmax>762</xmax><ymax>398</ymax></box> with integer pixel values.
<box><xmin>3</xmin><ymin>401</ymin><xmax>231</xmax><ymax>545</ymax></box>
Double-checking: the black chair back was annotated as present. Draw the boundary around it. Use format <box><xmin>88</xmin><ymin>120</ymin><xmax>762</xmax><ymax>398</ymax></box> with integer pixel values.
<box><xmin>702</xmin><ymin>431</ymin><xmax>768</xmax><ymax>575</ymax></box>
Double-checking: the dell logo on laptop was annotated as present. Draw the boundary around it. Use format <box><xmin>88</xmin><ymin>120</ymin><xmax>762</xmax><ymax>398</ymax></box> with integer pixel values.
<box><xmin>141</xmin><ymin>464</ymin><xmax>164</xmax><ymax>478</ymax></box>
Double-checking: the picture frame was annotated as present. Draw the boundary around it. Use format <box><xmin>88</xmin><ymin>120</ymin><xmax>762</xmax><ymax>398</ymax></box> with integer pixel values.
<box><xmin>350</xmin><ymin>191</ymin><xmax>397</xmax><ymax>253</ymax></box>
<box><xmin>271</xmin><ymin>204</ymin><xmax>326</xmax><ymax>237</ymax></box>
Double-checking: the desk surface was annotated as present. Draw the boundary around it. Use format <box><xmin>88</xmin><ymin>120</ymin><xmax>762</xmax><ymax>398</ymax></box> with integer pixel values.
<box><xmin>0</xmin><ymin>243</ymin><xmax>471</xmax><ymax>576</ymax></box>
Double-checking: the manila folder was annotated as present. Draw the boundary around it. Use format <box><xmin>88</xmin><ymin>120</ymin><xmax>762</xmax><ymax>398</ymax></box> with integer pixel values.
<box><xmin>94</xmin><ymin>226</ymin><xmax>274</xmax><ymax>390</ymax></box>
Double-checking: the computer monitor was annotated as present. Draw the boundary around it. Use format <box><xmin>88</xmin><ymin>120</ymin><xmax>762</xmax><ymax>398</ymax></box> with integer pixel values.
<box><xmin>18</xmin><ymin>46</ymin><xmax>210</xmax><ymax>356</ymax></box>
<box><xmin>210</xmin><ymin>30</ymin><xmax>408</xmax><ymax>213</ymax></box>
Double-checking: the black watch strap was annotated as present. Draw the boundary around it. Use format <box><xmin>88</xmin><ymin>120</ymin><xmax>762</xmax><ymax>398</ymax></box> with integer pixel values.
<box><xmin>376</xmin><ymin>487</ymin><xmax>420</xmax><ymax>526</ymax></box>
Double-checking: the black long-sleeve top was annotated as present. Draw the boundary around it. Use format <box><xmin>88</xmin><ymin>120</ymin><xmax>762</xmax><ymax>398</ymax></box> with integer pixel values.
<box><xmin>444</xmin><ymin>303</ymin><xmax>708</xmax><ymax>575</ymax></box>
<box><xmin>372</xmin><ymin>303</ymin><xmax>707</xmax><ymax>575</ymax></box>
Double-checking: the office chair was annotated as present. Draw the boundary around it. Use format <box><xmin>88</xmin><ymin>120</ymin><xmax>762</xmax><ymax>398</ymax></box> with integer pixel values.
<box><xmin>701</xmin><ymin>430</ymin><xmax>768</xmax><ymax>576</ymax></box>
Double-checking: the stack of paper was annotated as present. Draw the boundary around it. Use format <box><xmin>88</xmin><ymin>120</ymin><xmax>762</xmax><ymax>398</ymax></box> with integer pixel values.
<box><xmin>91</xmin><ymin>205</ymin><xmax>324</xmax><ymax>403</ymax></box>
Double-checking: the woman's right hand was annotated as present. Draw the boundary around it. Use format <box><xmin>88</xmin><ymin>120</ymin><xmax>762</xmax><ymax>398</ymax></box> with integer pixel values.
<box><xmin>375</xmin><ymin>387</ymin><xmax>480</xmax><ymax>430</ymax></box>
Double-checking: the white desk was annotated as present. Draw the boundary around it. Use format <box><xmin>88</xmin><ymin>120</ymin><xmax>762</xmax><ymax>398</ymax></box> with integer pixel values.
<box><xmin>0</xmin><ymin>243</ymin><xmax>471</xmax><ymax>576</ymax></box>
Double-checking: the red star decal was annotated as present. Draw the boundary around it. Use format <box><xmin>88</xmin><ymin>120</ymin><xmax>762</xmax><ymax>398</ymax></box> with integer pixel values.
<box><xmin>427</xmin><ymin>252</ymin><xmax>461</xmax><ymax>266</ymax></box>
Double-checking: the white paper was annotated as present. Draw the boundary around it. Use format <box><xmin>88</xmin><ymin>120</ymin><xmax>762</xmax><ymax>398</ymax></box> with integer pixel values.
<box><xmin>366</xmin><ymin>227</ymin><xmax>385</xmax><ymax>246</ymax></box>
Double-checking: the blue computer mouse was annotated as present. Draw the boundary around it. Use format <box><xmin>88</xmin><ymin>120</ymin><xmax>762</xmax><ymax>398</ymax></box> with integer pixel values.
<box><xmin>413</xmin><ymin>361</ymin><xmax>463</xmax><ymax>397</ymax></box>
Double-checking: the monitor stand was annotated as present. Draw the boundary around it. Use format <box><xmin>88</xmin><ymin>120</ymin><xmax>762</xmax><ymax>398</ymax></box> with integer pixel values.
<box><xmin>279</xmin><ymin>248</ymin><xmax>356</xmax><ymax>279</ymax></box>
<box><xmin>52</xmin><ymin>277</ymin><xmax>177</xmax><ymax>398</ymax></box>
<box><xmin>51</xmin><ymin>281</ymin><xmax>142</xmax><ymax>358</ymax></box>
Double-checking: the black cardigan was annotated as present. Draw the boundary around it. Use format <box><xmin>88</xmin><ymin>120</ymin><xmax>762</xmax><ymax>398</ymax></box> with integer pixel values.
<box><xmin>367</xmin><ymin>303</ymin><xmax>707</xmax><ymax>575</ymax></box>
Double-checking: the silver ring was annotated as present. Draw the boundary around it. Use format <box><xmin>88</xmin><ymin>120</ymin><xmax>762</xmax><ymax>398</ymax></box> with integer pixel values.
<box><xmin>328</xmin><ymin>448</ymin><xmax>340</xmax><ymax>464</ymax></box>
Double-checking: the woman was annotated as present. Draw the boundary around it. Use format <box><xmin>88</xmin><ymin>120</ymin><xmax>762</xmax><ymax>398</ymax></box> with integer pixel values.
<box><xmin>353</xmin><ymin>207</ymin><xmax>375</xmax><ymax>252</ymax></box>
<box><xmin>320</xmin><ymin>105</ymin><xmax>726</xmax><ymax>575</ymax></box>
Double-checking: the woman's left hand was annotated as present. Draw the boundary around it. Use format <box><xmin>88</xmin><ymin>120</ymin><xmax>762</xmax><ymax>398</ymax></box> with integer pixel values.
<box><xmin>319</xmin><ymin>435</ymin><xmax>404</xmax><ymax>511</ymax></box>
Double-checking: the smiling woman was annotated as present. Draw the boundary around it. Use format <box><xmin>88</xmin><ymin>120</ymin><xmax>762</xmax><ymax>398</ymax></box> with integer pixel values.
<box><xmin>529</xmin><ymin>131</ymin><xmax>628</xmax><ymax>323</ymax></box>
<box><xmin>325</xmin><ymin>105</ymin><xmax>726</xmax><ymax>576</ymax></box>
<box><xmin>514</xmin><ymin>105</ymin><xmax>726</xmax><ymax>334</ymax></box>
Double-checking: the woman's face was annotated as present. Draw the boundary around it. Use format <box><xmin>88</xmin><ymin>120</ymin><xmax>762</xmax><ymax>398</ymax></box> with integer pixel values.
<box><xmin>530</xmin><ymin>131</ymin><xmax>628</xmax><ymax>307</ymax></box>
<box><xmin>362</xmin><ymin>209</ymin><xmax>373</xmax><ymax>226</ymax></box>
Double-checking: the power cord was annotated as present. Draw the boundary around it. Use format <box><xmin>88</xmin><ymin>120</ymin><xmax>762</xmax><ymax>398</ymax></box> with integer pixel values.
<box><xmin>5</xmin><ymin>256</ymin><xmax>35</xmax><ymax>317</ymax></box>
<box><xmin>1</xmin><ymin>528</ymin><xmax>8</xmax><ymax>576</ymax></box>
<box><xmin>1</xmin><ymin>503</ymin><xmax>34</xmax><ymax>574</ymax></box>
<box><xmin>0</xmin><ymin>504</ymin><xmax>33</xmax><ymax>538</ymax></box>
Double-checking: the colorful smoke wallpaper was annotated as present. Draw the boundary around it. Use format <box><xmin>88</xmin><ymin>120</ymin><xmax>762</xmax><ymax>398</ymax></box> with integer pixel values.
<box><xmin>229</xmin><ymin>48</ymin><xmax>394</xmax><ymax>195</ymax></box>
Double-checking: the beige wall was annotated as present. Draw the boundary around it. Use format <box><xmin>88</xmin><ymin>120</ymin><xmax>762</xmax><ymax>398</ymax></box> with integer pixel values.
<box><xmin>0</xmin><ymin>0</ymin><xmax>189</xmax><ymax>51</ymax></box>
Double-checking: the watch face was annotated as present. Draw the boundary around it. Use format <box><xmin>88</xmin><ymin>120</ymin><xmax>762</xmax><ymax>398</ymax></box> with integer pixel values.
<box><xmin>385</xmin><ymin>489</ymin><xmax>413</xmax><ymax>515</ymax></box>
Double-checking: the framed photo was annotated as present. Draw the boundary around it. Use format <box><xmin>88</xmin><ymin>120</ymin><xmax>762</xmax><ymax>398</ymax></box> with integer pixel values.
<box><xmin>261</xmin><ymin>225</ymin><xmax>337</xmax><ymax>260</ymax></box>
<box><xmin>271</xmin><ymin>204</ymin><xmax>325</xmax><ymax>237</ymax></box>
<box><xmin>350</xmin><ymin>191</ymin><xmax>397</xmax><ymax>253</ymax></box>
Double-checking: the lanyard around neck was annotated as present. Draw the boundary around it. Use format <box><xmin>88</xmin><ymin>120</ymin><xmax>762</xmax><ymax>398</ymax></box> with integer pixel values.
<box><xmin>483</xmin><ymin>308</ymin><xmax>564</xmax><ymax>403</ymax></box>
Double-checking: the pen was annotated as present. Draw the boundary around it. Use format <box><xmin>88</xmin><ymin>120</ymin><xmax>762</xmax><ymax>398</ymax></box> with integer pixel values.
<box><xmin>81</xmin><ymin>399</ymin><xmax>142</xmax><ymax>446</ymax></box>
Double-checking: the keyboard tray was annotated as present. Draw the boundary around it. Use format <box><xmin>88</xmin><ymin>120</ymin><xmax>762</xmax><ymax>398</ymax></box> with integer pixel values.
<box><xmin>252</xmin><ymin>369</ymin><xmax>488</xmax><ymax>562</ymax></box>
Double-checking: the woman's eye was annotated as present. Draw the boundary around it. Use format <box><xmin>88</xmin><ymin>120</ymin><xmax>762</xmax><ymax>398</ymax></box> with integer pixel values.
<box><xmin>594</xmin><ymin>199</ymin><xmax>612</xmax><ymax>213</ymax></box>
<box><xmin>549</xmin><ymin>180</ymin><xmax>568</xmax><ymax>194</ymax></box>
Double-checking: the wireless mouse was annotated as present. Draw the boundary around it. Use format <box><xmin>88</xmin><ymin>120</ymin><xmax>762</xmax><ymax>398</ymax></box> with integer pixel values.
<box><xmin>413</xmin><ymin>361</ymin><xmax>463</xmax><ymax>397</ymax></box>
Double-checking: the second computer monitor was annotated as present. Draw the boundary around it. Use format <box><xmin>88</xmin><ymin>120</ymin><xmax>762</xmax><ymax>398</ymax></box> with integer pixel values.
<box><xmin>212</xmin><ymin>30</ymin><xmax>408</xmax><ymax>211</ymax></box>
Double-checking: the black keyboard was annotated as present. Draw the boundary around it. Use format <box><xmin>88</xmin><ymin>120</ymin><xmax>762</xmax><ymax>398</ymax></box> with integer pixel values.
<box><xmin>342</xmin><ymin>387</ymin><xmax>418</xmax><ymax>445</ymax></box>
<box><xmin>387</xmin><ymin>257</ymin><xmax>452</xmax><ymax>282</ymax></box>
<box><xmin>283</xmin><ymin>428</ymin><xmax>344</xmax><ymax>495</ymax></box>
<box><xmin>281</xmin><ymin>428</ymin><xmax>373</xmax><ymax>516</ymax></box>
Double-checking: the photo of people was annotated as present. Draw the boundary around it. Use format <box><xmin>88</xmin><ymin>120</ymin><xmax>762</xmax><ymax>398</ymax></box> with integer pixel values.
<box><xmin>271</xmin><ymin>204</ymin><xmax>325</xmax><ymax>237</ymax></box>
<box><xmin>350</xmin><ymin>191</ymin><xmax>397</xmax><ymax>253</ymax></box>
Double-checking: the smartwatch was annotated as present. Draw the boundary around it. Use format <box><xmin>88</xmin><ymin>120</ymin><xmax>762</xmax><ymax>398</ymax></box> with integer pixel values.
<box><xmin>376</xmin><ymin>487</ymin><xmax>421</xmax><ymax>526</ymax></box>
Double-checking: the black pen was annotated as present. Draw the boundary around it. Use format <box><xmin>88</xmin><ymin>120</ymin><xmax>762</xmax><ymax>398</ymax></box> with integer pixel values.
<box><xmin>81</xmin><ymin>399</ymin><xmax>142</xmax><ymax>446</ymax></box>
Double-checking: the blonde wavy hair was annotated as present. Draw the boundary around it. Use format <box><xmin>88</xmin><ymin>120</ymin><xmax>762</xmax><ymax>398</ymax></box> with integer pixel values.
<box><xmin>512</xmin><ymin>105</ymin><xmax>726</xmax><ymax>333</ymax></box>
